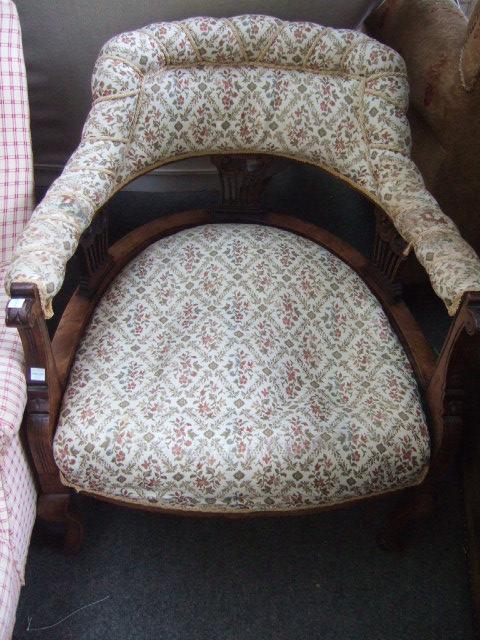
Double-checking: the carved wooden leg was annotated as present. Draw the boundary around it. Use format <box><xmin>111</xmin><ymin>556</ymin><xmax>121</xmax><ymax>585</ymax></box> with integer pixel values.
<box><xmin>377</xmin><ymin>486</ymin><xmax>436</xmax><ymax>551</ymax></box>
<box><xmin>37</xmin><ymin>493</ymin><xmax>84</xmax><ymax>554</ymax></box>
<box><xmin>5</xmin><ymin>286</ymin><xmax>84</xmax><ymax>553</ymax></box>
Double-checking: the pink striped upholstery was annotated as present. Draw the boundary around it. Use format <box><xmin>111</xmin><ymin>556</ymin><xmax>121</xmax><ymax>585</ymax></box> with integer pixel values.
<box><xmin>0</xmin><ymin>0</ymin><xmax>33</xmax><ymax>264</ymax></box>
<box><xmin>0</xmin><ymin>553</ymin><xmax>19</xmax><ymax>640</ymax></box>
<box><xmin>0</xmin><ymin>265</ymin><xmax>26</xmax><ymax>455</ymax></box>
<box><xmin>0</xmin><ymin>437</ymin><xmax>35</xmax><ymax>640</ymax></box>
<box><xmin>0</xmin><ymin>1</ymin><xmax>36</xmax><ymax>637</ymax></box>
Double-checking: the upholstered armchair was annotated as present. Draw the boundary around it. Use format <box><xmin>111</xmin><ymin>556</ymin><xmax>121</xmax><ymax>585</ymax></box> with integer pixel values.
<box><xmin>0</xmin><ymin>1</ymin><xmax>36</xmax><ymax>637</ymax></box>
<box><xmin>5</xmin><ymin>15</ymin><xmax>480</xmax><ymax>552</ymax></box>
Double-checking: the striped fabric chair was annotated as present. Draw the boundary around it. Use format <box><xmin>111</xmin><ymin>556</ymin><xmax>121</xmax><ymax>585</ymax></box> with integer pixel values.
<box><xmin>0</xmin><ymin>1</ymin><xmax>36</xmax><ymax>637</ymax></box>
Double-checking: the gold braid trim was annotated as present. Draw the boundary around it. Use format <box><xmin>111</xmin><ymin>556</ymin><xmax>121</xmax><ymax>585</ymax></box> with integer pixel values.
<box><xmin>225</xmin><ymin>18</ymin><xmax>248</xmax><ymax>63</ymax></box>
<box><xmin>179</xmin><ymin>23</ymin><xmax>202</xmax><ymax>63</ymax></box>
<box><xmin>257</xmin><ymin>23</ymin><xmax>285</xmax><ymax>63</ymax></box>
<box><xmin>138</xmin><ymin>28</ymin><xmax>170</xmax><ymax>65</ymax></box>
<box><xmin>95</xmin><ymin>54</ymin><xmax>144</xmax><ymax>76</ymax></box>
<box><xmin>93</xmin><ymin>91</ymin><xmax>139</xmax><ymax>105</ymax></box>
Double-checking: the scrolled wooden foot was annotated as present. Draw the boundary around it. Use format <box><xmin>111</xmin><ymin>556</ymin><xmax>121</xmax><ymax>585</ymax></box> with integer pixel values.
<box><xmin>37</xmin><ymin>492</ymin><xmax>84</xmax><ymax>554</ymax></box>
<box><xmin>377</xmin><ymin>486</ymin><xmax>436</xmax><ymax>552</ymax></box>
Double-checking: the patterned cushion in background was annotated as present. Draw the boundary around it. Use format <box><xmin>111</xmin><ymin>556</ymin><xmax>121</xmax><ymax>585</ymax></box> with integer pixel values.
<box><xmin>53</xmin><ymin>225</ymin><xmax>430</xmax><ymax>512</ymax></box>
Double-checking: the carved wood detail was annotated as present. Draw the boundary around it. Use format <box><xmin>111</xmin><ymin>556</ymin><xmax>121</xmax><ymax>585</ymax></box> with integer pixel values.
<box><xmin>78</xmin><ymin>208</ymin><xmax>113</xmax><ymax>297</ymax></box>
<box><xmin>373</xmin><ymin>207</ymin><xmax>409</xmax><ymax>299</ymax></box>
<box><xmin>5</xmin><ymin>283</ymin><xmax>64</xmax><ymax>494</ymax></box>
<box><xmin>210</xmin><ymin>154</ymin><xmax>288</xmax><ymax>217</ymax></box>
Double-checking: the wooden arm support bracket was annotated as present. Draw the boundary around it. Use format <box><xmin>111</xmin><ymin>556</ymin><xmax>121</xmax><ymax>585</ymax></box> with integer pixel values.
<box><xmin>78</xmin><ymin>208</ymin><xmax>113</xmax><ymax>298</ymax></box>
<box><xmin>6</xmin><ymin>283</ymin><xmax>65</xmax><ymax>493</ymax></box>
<box><xmin>373</xmin><ymin>207</ymin><xmax>409</xmax><ymax>300</ymax></box>
<box><xmin>426</xmin><ymin>292</ymin><xmax>480</xmax><ymax>476</ymax></box>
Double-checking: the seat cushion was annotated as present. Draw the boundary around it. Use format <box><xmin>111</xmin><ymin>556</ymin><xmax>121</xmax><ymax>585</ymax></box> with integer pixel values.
<box><xmin>54</xmin><ymin>224</ymin><xmax>430</xmax><ymax>512</ymax></box>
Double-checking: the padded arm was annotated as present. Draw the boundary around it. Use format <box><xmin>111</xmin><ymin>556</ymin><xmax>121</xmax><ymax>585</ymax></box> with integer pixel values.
<box><xmin>5</xmin><ymin>157</ymin><xmax>116</xmax><ymax>318</ymax></box>
<box><xmin>6</xmin><ymin>15</ymin><xmax>480</xmax><ymax>317</ymax></box>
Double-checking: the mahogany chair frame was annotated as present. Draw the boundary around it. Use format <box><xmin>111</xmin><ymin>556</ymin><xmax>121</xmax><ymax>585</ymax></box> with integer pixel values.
<box><xmin>6</xmin><ymin>155</ymin><xmax>480</xmax><ymax>552</ymax></box>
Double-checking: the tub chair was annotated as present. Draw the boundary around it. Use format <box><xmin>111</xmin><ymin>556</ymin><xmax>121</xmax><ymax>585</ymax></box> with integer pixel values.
<box><xmin>0</xmin><ymin>0</ymin><xmax>36</xmax><ymax>636</ymax></box>
<box><xmin>5</xmin><ymin>15</ymin><xmax>480</xmax><ymax>553</ymax></box>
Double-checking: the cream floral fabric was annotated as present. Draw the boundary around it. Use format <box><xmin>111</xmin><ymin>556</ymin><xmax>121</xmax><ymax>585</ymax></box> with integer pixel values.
<box><xmin>53</xmin><ymin>225</ymin><xmax>430</xmax><ymax>512</ymax></box>
<box><xmin>5</xmin><ymin>15</ymin><xmax>480</xmax><ymax>317</ymax></box>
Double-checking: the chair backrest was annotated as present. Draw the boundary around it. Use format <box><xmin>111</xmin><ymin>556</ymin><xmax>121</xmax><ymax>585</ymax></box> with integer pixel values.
<box><xmin>0</xmin><ymin>0</ymin><xmax>33</xmax><ymax>264</ymax></box>
<box><xmin>15</xmin><ymin>0</ymin><xmax>385</xmax><ymax>171</ymax></box>
<box><xmin>85</xmin><ymin>16</ymin><xmax>411</xmax><ymax>203</ymax></box>
<box><xmin>5</xmin><ymin>16</ymin><xmax>480</xmax><ymax>318</ymax></box>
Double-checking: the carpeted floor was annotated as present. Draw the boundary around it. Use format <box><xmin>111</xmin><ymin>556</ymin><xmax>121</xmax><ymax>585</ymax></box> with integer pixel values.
<box><xmin>14</xmin><ymin>473</ymin><xmax>474</xmax><ymax>640</ymax></box>
<box><xmin>14</xmin><ymin>164</ymin><xmax>475</xmax><ymax>639</ymax></box>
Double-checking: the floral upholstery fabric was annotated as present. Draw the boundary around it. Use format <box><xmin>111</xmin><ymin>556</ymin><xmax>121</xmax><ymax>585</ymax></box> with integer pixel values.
<box><xmin>53</xmin><ymin>224</ymin><xmax>430</xmax><ymax>512</ymax></box>
<box><xmin>5</xmin><ymin>15</ymin><xmax>480</xmax><ymax>318</ymax></box>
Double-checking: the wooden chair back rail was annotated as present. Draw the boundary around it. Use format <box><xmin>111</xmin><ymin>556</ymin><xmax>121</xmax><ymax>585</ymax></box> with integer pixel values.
<box><xmin>62</xmin><ymin>209</ymin><xmax>436</xmax><ymax>388</ymax></box>
<box><xmin>4</xmin><ymin>156</ymin><xmax>477</xmax><ymax>520</ymax></box>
